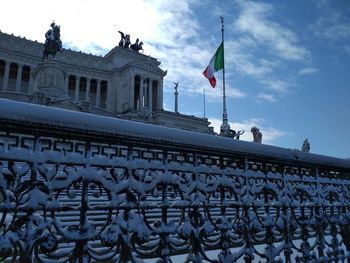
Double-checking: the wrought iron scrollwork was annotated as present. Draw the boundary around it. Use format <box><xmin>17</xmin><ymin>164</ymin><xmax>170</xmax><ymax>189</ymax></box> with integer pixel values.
<box><xmin>0</xmin><ymin>127</ymin><xmax>350</xmax><ymax>262</ymax></box>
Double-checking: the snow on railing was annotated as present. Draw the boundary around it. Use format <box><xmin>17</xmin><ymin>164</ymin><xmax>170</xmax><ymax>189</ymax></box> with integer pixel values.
<box><xmin>0</xmin><ymin>99</ymin><xmax>350</xmax><ymax>262</ymax></box>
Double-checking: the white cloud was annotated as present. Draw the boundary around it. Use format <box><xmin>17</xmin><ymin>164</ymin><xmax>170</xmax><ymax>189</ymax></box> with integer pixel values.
<box><xmin>262</xmin><ymin>127</ymin><xmax>288</xmax><ymax>145</ymax></box>
<box><xmin>229</xmin><ymin>53</ymin><xmax>275</xmax><ymax>78</ymax></box>
<box><xmin>312</xmin><ymin>1</ymin><xmax>350</xmax><ymax>53</ymax></box>
<box><xmin>313</xmin><ymin>6</ymin><xmax>350</xmax><ymax>42</ymax></box>
<box><xmin>0</xmin><ymin>1</ymin><xmax>201</xmax><ymax>58</ymax></box>
<box><xmin>234</xmin><ymin>1</ymin><xmax>310</xmax><ymax>62</ymax></box>
<box><xmin>256</xmin><ymin>93</ymin><xmax>276</xmax><ymax>102</ymax></box>
<box><xmin>345</xmin><ymin>46</ymin><xmax>350</xmax><ymax>55</ymax></box>
<box><xmin>203</xmin><ymin>84</ymin><xmax>246</xmax><ymax>102</ymax></box>
<box><xmin>260</xmin><ymin>79</ymin><xmax>290</xmax><ymax>94</ymax></box>
<box><xmin>0</xmin><ymin>1</ymin><xmax>161</xmax><ymax>52</ymax></box>
<box><xmin>225</xmin><ymin>39</ymin><xmax>277</xmax><ymax>79</ymax></box>
<box><xmin>320</xmin><ymin>23</ymin><xmax>350</xmax><ymax>41</ymax></box>
<box><xmin>224</xmin><ymin>1</ymin><xmax>312</xmax><ymax>102</ymax></box>
<box><xmin>225</xmin><ymin>86</ymin><xmax>246</xmax><ymax>99</ymax></box>
<box><xmin>299</xmin><ymin>67</ymin><xmax>319</xmax><ymax>76</ymax></box>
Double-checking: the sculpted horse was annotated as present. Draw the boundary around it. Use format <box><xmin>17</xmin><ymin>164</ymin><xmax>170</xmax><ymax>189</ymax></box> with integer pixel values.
<box><xmin>43</xmin><ymin>25</ymin><xmax>62</xmax><ymax>60</ymax></box>
<box><xmin>130</xmin><ymin>38</ymin><xmax>144</xmax><ymax>52</ymax></box>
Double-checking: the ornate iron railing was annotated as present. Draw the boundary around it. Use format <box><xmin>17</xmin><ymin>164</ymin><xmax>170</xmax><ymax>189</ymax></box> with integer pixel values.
<box><xmin>0</xmin><ymin>99</ymin><xmax>350</xmax><ymax>263</ymax></box>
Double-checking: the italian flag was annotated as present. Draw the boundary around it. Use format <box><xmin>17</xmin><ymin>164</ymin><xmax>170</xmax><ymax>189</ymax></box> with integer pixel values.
<box><xmin>203</xmin><ymin>42</ymin><xmax>224</xmax><ymax>88</ymax></box>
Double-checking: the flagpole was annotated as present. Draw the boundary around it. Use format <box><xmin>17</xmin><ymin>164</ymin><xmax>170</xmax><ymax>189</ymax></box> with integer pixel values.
<box><xmin>220</xmin><ymin>16</ymin><xmax>230</xmax><ymax>135</ymax></box>
<box><xmin>203</xmin><ymin>87</ymin><xmax>206</xmax><ymax>118</ymax></box>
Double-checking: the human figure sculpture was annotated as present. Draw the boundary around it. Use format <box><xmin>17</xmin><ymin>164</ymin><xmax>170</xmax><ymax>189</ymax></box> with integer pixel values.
<box><xmin>43</xmin><ymin>22</ymin><xmax>62</xmax><ymax>60</ymax></box>
<box><xmin>173</xmin><ymin>82</ymin><xmax>179</xmax><ymax>90</ymax></box>
<box><xmin>301</xmin><ymin>139</ymin><xmax>310</xmax><ymax>152</ymax></box>
<box><xmin>45</xmin><ymin>22</ymin><xmax>56</xmax><ymax>44</ymax></box>
<box><xmin>118</xmin><ymin>31</ymin><xmax>124</xmax><ymax>47</ymax></box>
<box><xmin>220</xmin><ymin>128</ymin><xmax>244</xmax><ymax>140</ymax></box>
<box><xmin>235</xmin><ymin>130</ymin><xmax>244</xmax><ymax>140</ymax></box>
<box><xmin>124</xmin><ymin>34</ymin><xmax>131</xmax><ymax>48</ymax></box>
<box><xmin>251</xmin><ymin>126</ymin><xmax>262</xmax><ymax>143</ymax></box>
<box><xmin>118</xmin><ymin>31</ymin><xmax>130</xmax><ymax>48</ymax></box>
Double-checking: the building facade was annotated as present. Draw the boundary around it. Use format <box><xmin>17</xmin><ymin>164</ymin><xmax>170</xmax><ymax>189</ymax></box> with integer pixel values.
<box><xmin>0</xmin><ymin>30</ymin><xmax>213</xmax><ymax>134</ymax></box>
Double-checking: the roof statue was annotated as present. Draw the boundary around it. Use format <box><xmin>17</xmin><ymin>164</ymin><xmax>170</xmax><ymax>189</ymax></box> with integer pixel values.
<box><xmin>251</xmin><ymin>126</ymin><xmax>262</xmax><ymax>143</ymax></box>
<box><xmin>174</xmin><ymin>82</ymin><xmax>179</xmax><ymax>113</ymax></box>
<box><xmin>220</xmin><ymin>128</ymin><xmax>244</xmax><ymax>140</ymax></box>
<box><xmin>173</xmin><ymin>82</ymin><xmax>179</xmax><ymax>91</ymax></box>
<box><xmin>301</xmin><ymin>139</ymin><xmax>310</xmax><ymax>152</ymax></box>
<box><xmin>43</xmin><ymin>21</ymin><xmax>62</xmax><ymax>60</ymax></box>
<box><xmin>118</xmin><ymin>31</ymin><xmax>131</xmax><ymax>48</ymax></box>
<box><xmin>234</xmin><ymin>130</ymin><xmax>245</xmax><ymax>140</ymax></box>
<box><xmin>118</xmin><ymin>30</ymin><xmax>144</xmax><ymax>52</ymax></box>
<box><xmin>130</xmin><ymin>38</ymin><xmax>144</xmax><ymax>52</ymax></box>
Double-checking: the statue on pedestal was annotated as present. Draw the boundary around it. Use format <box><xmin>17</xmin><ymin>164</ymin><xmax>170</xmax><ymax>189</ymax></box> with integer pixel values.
<box><xmin>43</xmin><ymin>22</ymin><xmax>62</xmax><ymax>60</ymax></box>
<box><xmin>301</xmin><ymin>139</ymin><xmax>310</xmax><ymax>152</ymax></box>
<box><xmin>251</xmin><ymin>126</ymin><xmax>262</xmax><ymax>143</ymax></box>
<box><xmin>173</xmin><ymin>82</ymin><xmax>179</xmax><ymax>113</ymax></box>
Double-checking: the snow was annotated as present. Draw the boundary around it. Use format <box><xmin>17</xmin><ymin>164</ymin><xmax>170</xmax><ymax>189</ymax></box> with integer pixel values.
<box><xmin>0</xmin><ymin>232</ymin><xmax>15</xmax><ymax>257</ymax></box>
<box><xmin>1</xmin><ymin>98</ymin><xmax>350</xmax><ymax>262</ymax></box>
<box><xmin>18</xmin><ymin>186</ymin><xmax>49</xmax><ymax>210</ymax></box>
<box><xmin>0</xmin><ymin>99</ymin><xmax>349</xmax><ymax>169</ymax></box>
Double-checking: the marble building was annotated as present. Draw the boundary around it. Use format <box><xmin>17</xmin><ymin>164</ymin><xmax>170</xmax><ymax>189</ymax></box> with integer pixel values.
<box><xmin>0</xmin><ymin>30</ymin><xmax>213</xmax><ymax>134</ymax></box>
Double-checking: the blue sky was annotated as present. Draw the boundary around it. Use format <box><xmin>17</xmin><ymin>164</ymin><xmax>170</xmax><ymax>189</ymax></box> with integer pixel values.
<box><xmin>1</xmin><ymin>0</ymin><xmax>349</xmax><ymax>158</ymax></box>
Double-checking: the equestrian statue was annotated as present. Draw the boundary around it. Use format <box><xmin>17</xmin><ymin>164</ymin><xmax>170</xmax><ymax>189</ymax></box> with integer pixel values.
<box><xmin>43</xmin><ymin>22</ymin><xmax>62</xmax><ymax>60</ymax></box>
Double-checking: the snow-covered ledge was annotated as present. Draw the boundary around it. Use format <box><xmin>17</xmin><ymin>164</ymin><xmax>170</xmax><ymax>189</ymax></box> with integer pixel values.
<box><xmin>0</xmin><ymin>99</ymin><xmax>349</xmax><ymax>169</ymax></box>
<box><xmin>0</xmin><ymin>98</ymin><xmax>350</xmax><ymax>262</ymax></box>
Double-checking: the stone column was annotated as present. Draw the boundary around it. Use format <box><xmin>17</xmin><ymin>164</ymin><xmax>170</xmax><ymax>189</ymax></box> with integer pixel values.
<box><xmin>2</xmin><ymin>60</ymin><xmax>10</xmax><ymax>91</ymax></box>
<box><xmin>105</xmin><ymin>81</ymin><xmax>111</xmax><ymax>110</ymax></box>
<box><xmin>158</xmin><ymin>79</ymin><xmax>163</xmax><ymax>110</ymax></box>
<box><xmin>145</xmin><ymin>78</ymin><xmax>148</xmax><ymax>110</ymax></box>
<box><xmin>144</xmin><ymin>78</ymin><xmax>148</xmax><ymax>109</ymax></box>
<box><xmin>63</xmin><ymin>73</ymin><xmax>68</xmax><ymax>96</ymax></box>
<box><xmin>139</xmin><ymin>75</ymin><xmax>144</xmax><ymax>110</ymax></box>
<box><xmin>96</xmin><ymin>79</ymin><xmax>101</xmax><ymax>108</ymax></box>
<box><xmin>28</xmin><ymin>66</ymin><xmax>33</xmax><ymax>93</ymax></box>
<box><xmin>15</xmin><ymin>63</ymin><xmax>23</xmax><ymax>92</ymax></box>
<box><xmin>74</xmin><ymin>76</ymin><xmax>80</xmax><ymax>101</ymax></box>
<box><xmin>129</xmin><ymin>73</ymin><xmax>135</xmax><ymax>110</ymax></box>
<box><xmin>85</xmin><ymin>77</ymin><xmax>91</xmax><ymax>102</ymax></box>
<box><xmin>148</xmin><ymin>78</ymin><xmax>153</xmax><ymax>113</ymax></box>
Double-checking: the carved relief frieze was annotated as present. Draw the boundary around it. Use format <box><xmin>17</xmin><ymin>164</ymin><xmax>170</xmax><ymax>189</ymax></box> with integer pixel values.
<box><xmin>31</xmin><ymin>90</ymin><xmax>49</xmax><ymax>105</ymax></box>
<box><xmin>31</xmin><ymin>59</ymin><xmax>67</xmax><ymax>98</ymax></box>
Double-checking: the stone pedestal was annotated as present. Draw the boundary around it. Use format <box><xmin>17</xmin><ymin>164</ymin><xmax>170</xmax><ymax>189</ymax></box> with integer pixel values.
<box><xmin>31</xmin><ymin>59</ymin><xmax>67</xmax><ymax>98</ymax></box>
